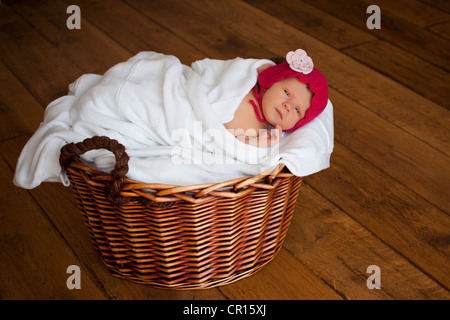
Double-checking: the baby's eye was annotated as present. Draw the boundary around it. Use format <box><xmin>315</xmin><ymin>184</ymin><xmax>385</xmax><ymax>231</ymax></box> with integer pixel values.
<box><xmin>284</xmin><ymin>89</ymin><xmax>289</xmax><ymax>96</ymax></box>
<box><xmin>295</xmin><ymin>107</ymin><xmax>300</xmax><ymax>114</ymax></box>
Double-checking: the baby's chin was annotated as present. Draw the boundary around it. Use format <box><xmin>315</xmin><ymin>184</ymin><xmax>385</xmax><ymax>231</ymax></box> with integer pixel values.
<box><xmin>277</xmin><ymin>122</ymin><xmax>296</xmax><ymax>131</ymax></box>
<box><xmin>280</xmin><ymin>125</ymin><xmax>293</xmax><ymax>131</ymax></box>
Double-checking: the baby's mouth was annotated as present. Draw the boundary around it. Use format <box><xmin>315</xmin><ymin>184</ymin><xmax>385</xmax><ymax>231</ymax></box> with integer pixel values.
<box><xmin>275</xmin><ymin>107</ymin><xmax>283</xmax><ymax>120</ymax></box>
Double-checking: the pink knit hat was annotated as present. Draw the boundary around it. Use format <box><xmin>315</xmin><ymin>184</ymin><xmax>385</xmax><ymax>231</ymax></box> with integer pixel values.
<box><xmin>252</xmin><ymin>49</ymin><xmax>328</xmax><ymax>132</ymax></box>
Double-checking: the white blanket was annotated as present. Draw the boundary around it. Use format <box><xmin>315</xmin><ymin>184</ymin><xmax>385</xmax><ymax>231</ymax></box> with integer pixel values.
<box><xmin>13</xmin><ymin>52</ymin><xmax>333</xmax><ymax>189</ymax></box>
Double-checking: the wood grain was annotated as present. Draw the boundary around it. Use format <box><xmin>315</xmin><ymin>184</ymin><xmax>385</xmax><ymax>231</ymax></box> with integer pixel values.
<box><xmin>1</xmin><ymin>0</ymin><xmax>448</xmax><ymax>299</ymax></box>
<box><xmin>0</xmin><ymin>151</ymin><xmax>106</xmax><ymax>299</ymax></box>
<box><xmin>0</xmin><ymin>62</ymin><xmax>43</xmax><ymax>140</ymax></box>
<box><xmin>343</xmin><ymin>40</ymin><xmax>450</xmax><ymax>109</ymax></box>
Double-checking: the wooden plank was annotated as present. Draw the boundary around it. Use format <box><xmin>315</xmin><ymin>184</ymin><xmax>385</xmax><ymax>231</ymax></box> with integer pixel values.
<box><xmin>73</xmin><ymin>0</ymin><xmax>205</xmax><ymax>65</ymax></box>
<box><xmin>7</xmin><ymin>0</ymin><xmax>132</xmax><ymax>75</ymax></box>
<box><xmin>0</xmin><ymin>61</ymin><xmax>43</xmax><ymax>140</ymax></box>
<box><xmin>0</xmin><ymin>4</ymin><xmax>81</xmax><ymax>106</ymax></box>
<box><xmin>190</xmin><ymin>0</ymin><xmax>450</xmax><ymax>157</ymax></box>
<box><xmin>287</xmin><ymin>184</ymin><xmax>450</xmax><ymax>299</ymax></box>
<box><xmin>244</xmin><ymin>0</ymin><xmax>376</xmax><ymax>49</ymax></box>
<box><xmin>331</xmin><ymin>87</ymin><xmax>449</xmax><ymax>212</ymax></box>
<box><xmin>419</xmin><ymin>0</ymin><xmax>450</xmax><ymax>14</ymax></box>
<box><xmin>306</xmin><ymin>142</ymin><xmax>450</xmax><ymax>289</ymax></box>
<box><xmin>359</xmin><ymin>0</ymin><xmax>450</xmax><ymax>28</ymax></box>
<box><xmin>0</xmin><ymin>147</ymin><xmax>107</xmax><ymax>299</ymax></box>
<box><xmin>344</xmin><ymin>40</ymin><xmax>450</xmax><ymax>109</ymax></box>
<box><xmin>429</xmin><ymin>21</ymin><xmax>450</xmax><ymax>41</ymax></box>
<box><xmin>220</xmin><ymin>248</ymin><xmax>342</xmax><ymax>299</ymax></box>
<box><xmin>124</xmin><ymin>0</ymin><xmax>272</xmax><ymax>60</ymax></box>
<box><xmin>305</xmin><ymin>0</ymin><xmax>450</xmax><ymax>71</ymax></box>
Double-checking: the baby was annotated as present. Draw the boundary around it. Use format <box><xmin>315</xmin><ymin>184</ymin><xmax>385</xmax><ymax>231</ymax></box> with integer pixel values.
<box><xmin>225</xmin><ymin>49</ymin><xmax>328</xmax><ymax>147</ymax></box>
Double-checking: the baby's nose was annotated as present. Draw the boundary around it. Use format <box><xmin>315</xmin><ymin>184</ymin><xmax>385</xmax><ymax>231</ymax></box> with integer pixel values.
<box><xmin>283</xmin><ymin>102</ymin><xmax>293</xmax><ymax>112</ymax></box>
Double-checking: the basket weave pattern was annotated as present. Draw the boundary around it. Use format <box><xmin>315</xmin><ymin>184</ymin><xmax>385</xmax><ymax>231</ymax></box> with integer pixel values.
<box><xmin>60</xmin><ymin>136</ymin><xmax>302</xmax><ymax>289</ymax></box>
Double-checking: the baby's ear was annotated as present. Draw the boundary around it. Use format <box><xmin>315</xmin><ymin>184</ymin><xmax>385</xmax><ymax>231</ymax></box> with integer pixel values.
<box><xmin>257</xmin><ymin>63</ymin><xmax>272</xmax><ymax>73</ymax></box>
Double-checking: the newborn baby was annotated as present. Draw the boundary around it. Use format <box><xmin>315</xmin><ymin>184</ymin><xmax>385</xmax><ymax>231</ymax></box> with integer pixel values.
<box><xmin>225</xmin><ymin>49</ymin><xmax>328</xmax><ymax>147</ymax></box>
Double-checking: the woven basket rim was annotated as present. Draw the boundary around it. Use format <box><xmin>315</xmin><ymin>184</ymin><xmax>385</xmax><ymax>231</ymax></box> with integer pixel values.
<box><xmin>68</xmin><ymin>157</ymin><xmax>291</xmax><ymax>188</ymax></box>
<box><xmin>60</xmin><ymin>136</ymin><xmax>296</xmax><ymax>204</ymax></box>
<box><xmin>66</xmin><ymin>158</ymin><xmax>294</xmax><ymax>204</ymax></box>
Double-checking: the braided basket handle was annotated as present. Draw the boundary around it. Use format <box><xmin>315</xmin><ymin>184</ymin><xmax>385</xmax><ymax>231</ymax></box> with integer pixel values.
<box><xmin>59</xmin><ymin>136</ymin><xmax>130</xmax><ymax>206</ymax></box>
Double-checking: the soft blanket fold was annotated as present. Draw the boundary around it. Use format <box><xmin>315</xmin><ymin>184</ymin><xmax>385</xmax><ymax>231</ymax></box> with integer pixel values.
<box><xmin>14</xmin><ymin>52</ymin><xmax>334</xmax><ymax>189</ymax></box>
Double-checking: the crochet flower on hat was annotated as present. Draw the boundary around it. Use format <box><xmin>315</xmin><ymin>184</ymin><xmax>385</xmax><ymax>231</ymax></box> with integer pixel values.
<box><xmin>286</xmin><ymin>49</ymin><xmax>314</xmax><ymax>74</ymax></box>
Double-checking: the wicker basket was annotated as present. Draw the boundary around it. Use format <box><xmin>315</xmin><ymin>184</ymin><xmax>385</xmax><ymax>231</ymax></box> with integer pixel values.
<box><xmin>59</xmin><ymin>136</ymin><xmax>303</xmax><ymax>289</ymax></box>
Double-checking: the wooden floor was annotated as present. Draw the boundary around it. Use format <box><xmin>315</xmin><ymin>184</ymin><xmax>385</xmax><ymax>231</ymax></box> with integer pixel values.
<box><xmin>0</xmin><ymin>0</ymin><xmax>449</xmax><ymax>300</ymax></box>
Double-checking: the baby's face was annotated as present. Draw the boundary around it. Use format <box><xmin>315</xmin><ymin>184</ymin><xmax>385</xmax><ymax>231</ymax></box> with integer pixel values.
<box><xmin>261</xmin><ymin>77</ymin><xmax>313</xmax><ymax>130</ymax></box>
